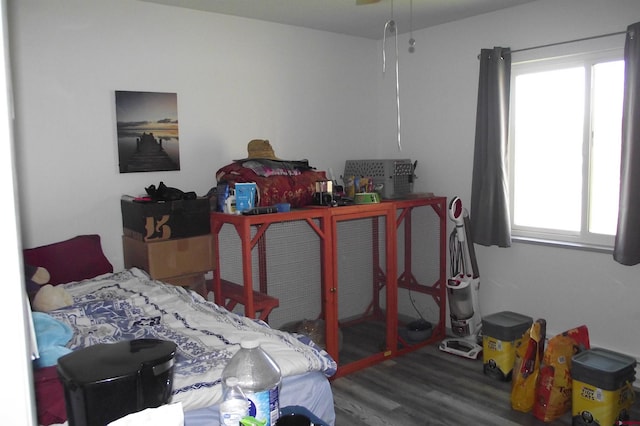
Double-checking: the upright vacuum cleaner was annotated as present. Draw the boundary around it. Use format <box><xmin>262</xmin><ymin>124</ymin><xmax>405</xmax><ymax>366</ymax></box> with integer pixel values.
<box><xmin>438</xmin><ymin>196</ymin><xmax>483</xmax><ymax>359</ymax></box>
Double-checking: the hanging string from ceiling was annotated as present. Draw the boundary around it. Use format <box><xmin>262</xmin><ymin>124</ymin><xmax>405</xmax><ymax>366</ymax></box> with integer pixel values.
<box><xmin>382</xmin><ymin>0</ymin><xmax>402</xmax><ymax>151</ymax></box>
<box><xmin>409</xmin><ymin>0</ymin><xmax>416</xmax><ymax>53</ymax></box>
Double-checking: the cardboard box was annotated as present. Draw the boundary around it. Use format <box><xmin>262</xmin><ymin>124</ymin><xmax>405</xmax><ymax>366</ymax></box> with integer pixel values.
<box><xmin>163</xmin><ymin>272</ymin><xmax>206</xmax><ymax>288</ymax></box>
<box><xmin>122</xmin><ymin>234</ymin><xmax>215</xmax><ymax>279</ymax></box>
<box><xmin>163</xmin><ymin>273</ymin><xmax>208</xmax><ymax>297</ymax></box>
<box><xmin>121</xmin><ymin>195</ymin><xmax>211</xmax><ymax>242</ymax></box>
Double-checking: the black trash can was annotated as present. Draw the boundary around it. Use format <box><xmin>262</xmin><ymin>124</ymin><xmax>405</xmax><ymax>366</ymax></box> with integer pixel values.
<box><xmin>57</xmin><ymin>338</ymin><xmax>177</xmax><ymax>426</ymax></box>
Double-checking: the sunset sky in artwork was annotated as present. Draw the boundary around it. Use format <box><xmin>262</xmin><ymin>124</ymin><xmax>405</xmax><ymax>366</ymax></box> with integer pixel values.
<box><xmin>116</xmin><ymin>91</ymin><xmax>178</xmax><ymax>138</ymax></box>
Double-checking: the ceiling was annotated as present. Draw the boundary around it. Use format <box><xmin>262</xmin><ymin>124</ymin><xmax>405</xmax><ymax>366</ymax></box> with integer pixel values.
<box><xmin>139</xmin><ymin>0</ymin><xmax>538</xmax><ymax>40</ymax></box>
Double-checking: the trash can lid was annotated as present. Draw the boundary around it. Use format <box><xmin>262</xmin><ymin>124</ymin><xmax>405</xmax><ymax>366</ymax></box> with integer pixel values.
<box><xmin>57</xmin><ymin>339</ymin><xmax>177</xmax><ymax>385</ymax></box>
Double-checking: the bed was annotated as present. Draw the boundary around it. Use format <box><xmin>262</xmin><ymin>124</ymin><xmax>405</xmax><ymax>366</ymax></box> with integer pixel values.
<box><xmin>25</xmin><ymin>235</ymin><xmax>337</xmax><ymax>426</ymax></box>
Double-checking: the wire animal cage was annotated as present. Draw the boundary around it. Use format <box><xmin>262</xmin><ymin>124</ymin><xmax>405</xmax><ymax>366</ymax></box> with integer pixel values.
<box><xmin>343</xmin><ymin>159</ymin><xmax>415</xmax><ymax>199</ymax></box>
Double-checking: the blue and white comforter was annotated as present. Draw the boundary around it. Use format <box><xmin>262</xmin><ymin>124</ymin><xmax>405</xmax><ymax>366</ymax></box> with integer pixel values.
<box><xmin>48</xmin><ymin>268</ymin><xmax>337</xmax><ymax>412</ymax></box>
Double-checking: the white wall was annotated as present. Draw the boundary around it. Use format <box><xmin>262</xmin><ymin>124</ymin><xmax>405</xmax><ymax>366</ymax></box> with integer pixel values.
<box><xmin>1</xmin><ymin>0</ymin><xmax>38</xmax><ymax>421</ymax></box>
<box><xmin>9</xmin><ymin>0</ymin><xmax>379</xmax><ymax>267</ymax></box>
<box><xmin>9</xmin><ymin>0</ymin><xmax>640</xmax><ymax>390</ymax></box>
<box><xmin>377</xmin><ymin>0</ymin><xmax>640</xmax><ymax>364</ymax></box>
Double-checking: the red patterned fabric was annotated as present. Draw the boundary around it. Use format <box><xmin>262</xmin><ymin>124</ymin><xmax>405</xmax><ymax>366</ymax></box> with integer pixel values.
<box><xmin>216</xmin><ymin>162</ymin><xmax>327</xmax><ymax>208</ymax></box>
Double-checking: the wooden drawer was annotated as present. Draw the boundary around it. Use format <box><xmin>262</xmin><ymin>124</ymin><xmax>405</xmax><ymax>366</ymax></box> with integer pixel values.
<box><xmin>122</xmin><ymin>234</ymin><xmax>215</xmax><ymax>279</ymax></box>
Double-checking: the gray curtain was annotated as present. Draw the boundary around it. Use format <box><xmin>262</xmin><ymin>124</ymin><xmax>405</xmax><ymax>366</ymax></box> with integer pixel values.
<box><xmin>470</xmin><ymin>47</ymin><xmax>512</xmax><ymax>247</ymax></box>
<box><xmin>614</xmin><ymin>22</ymin><xmax>640</xmax><ymax>265</ymax></box>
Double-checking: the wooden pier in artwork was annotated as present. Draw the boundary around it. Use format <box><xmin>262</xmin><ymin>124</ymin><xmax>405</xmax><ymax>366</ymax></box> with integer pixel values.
<box><xmin>125</xmin><ymin>132</ymin><xmax>178</xmax><ymax>172</ymax></box>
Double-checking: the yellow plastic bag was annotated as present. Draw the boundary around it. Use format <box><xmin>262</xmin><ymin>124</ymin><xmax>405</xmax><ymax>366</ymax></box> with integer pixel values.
<box><xmin>511</xmin><ymin>318</ymin><xmax>546</xmax><ymax>412</ymax></box>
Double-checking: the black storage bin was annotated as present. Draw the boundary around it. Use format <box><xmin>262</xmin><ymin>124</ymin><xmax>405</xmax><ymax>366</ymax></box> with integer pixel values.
<box><xmin>57</xmin><ymin>339</ymin><xmax>177</xmax><ymax>426</ymax></box>
<box><xmin>121</xmin><ymin>195</ymin><xmax>211</xmax><ymax>242</ymax></box>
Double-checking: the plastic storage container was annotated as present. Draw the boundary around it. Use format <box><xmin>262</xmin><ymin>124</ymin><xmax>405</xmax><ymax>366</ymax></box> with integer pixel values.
<box><xmin>482</xmin><ymin>311</ymin><xmax>533</xmax><ymax>381</ymax></box>
<box><xmin>571</xmin><ymin>348</ymin><xmax>636</xmax><ymax>426</ymax></box>
<box><xmin>219</xmin><ymin>376</ymin><xmax>249</xmax><ymax>426</ymax></box>
<box><xmin>56</xmin><ymin>339</ymin><xmax>176</xmax><ymax>426</ymax></box>
<box><xmin>222</xmin><ymin>339</ymin><xmax>282</xmax><ymax>426</ymax></box>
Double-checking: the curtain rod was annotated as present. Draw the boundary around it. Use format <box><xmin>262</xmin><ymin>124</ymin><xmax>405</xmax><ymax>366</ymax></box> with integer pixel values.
<box><xmin>512</xmin><ymin>30</ymin><xmax>627</xmax><ymax>54</ymax></box>
<box><xmin>478</xmin><ymin>30</ymin><xmax>628</xmax><ymax>58</ymax></box>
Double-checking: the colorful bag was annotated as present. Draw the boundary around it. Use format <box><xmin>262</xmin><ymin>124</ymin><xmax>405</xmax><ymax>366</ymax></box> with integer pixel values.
<box><xmin>511</xmin><ymin>318</ymin><xmax>546</xmax><ymax>412</ymax></box>
<box><xmin>533</xmin><ymin>325</ymin><xmax>590</xmax><ymax>422</ymax></box>
<box><xmin>216</xmin><ymin>161</ymin><xmax>326</xmax><ymax>208</ymax></box>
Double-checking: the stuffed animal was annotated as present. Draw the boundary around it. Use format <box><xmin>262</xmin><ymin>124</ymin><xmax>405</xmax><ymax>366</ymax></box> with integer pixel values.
<box><xmin>25</xmin><ymin>264</ymin><xmax>50</xmax><ymax>298</ymax></box>
<box><xmin>25</xmin><ymin>264</ymin><xmax>73</xmax><ymax>312</ymax></box>
<box><xmin>32</xmin><ymin>285</ymin><xmax>73</xmax><ymax>312</ymax></box>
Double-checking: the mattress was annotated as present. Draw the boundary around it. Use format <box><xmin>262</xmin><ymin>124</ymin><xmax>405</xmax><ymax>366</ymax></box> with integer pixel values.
<box><xmin>45</xmin><ymin>268</ymin><xmax>336</xmax><ymax>424</ymax></box>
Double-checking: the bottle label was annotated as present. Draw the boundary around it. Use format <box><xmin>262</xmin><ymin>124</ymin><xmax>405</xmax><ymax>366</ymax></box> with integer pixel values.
<box><xmin>246</xmin><ymin>386</ymin><xmax>280</xmax><ymax>426</ymax></box>
<box><xmin>219</xmin><ymin>399</ymin><xmax>249</xmax><ymax>426</ymax></box>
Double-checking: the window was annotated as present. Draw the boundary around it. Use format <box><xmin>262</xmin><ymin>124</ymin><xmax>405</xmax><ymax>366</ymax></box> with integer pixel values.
<box><xmin>509</xmin><ymin>50</ymin><xmax>624</xmax><ymax>249</ymax></box>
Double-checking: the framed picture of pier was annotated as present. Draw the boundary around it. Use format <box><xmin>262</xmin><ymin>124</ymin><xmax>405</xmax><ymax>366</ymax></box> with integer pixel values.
<box><xmin>115</xmin><ymin>90</ymin><xmax>180</xmax><ymax>173</ymax></box>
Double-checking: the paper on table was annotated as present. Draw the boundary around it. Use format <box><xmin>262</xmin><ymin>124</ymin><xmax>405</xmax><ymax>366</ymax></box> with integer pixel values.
<box><xmin>107</xmin><ymin>402</ymin><xmax>184</xmax><ymax>426</ymax></box>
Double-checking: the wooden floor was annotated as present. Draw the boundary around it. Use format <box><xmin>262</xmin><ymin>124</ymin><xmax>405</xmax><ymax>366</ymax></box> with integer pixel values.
<box><xmin>330</xmin><ymin>343</ymin><xmax>640</xmax><ymax>426</ymax></box>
